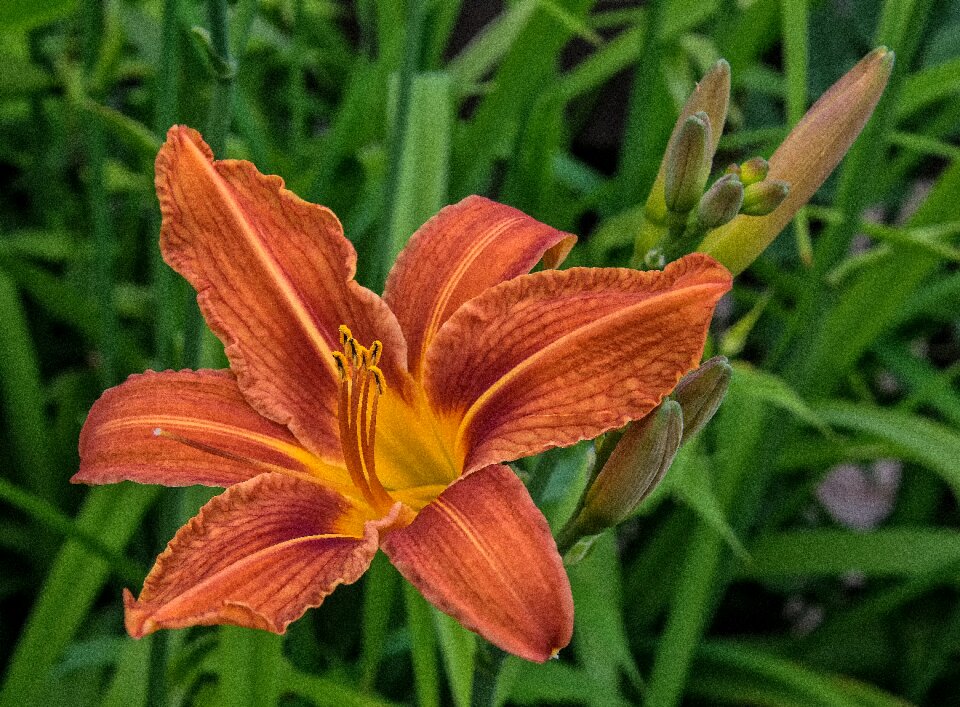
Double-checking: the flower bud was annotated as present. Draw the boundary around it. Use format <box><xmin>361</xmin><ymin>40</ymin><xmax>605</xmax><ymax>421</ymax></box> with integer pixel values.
<box><xmin>670</xmin><ymin>356</ymin><xmax>732</xmax><ymax>444</ymax></box>
<box><xmin>697</xmin><ymin>174</ymin><xmax>744</xmax><ymax>229</ymax></box>
<box><xmin>741</xmin><ymin>179</ymin><xmax>790</xmax><ymax>216</ymax></box>
<box><xmin>643</xmin><ymin>60</ymin><xmax>730</xmax><ymax>229</ymax></box>
<box><xmin>575</xmin><ymin>401</ymin><xmax>683</xmax><ymax>532</ymax></box>
<box><xmin>698</xmin><ymin>47</ymin><xmax>893</xmax><ymax>274</ymax></box>
<box><xmin>739</xmin><ymin>157</ymin><xmax>769</xmax><ymax>185</ymax></box>
<box><xmin>664</xmin><ymin>113</ymin><xmax>712</xmax><ymax>215</ymax></box>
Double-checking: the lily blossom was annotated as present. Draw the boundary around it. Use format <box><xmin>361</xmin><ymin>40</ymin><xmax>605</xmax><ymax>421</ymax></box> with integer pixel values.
<box><xmin>74</xmin><ymin>126</ymin><xmax>731</xmax><ymax>662</ymax></box>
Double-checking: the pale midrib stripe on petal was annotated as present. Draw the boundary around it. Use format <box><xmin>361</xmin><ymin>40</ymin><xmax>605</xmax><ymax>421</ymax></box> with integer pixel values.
<box><xmin>185</xmin><ymin>138</ymin><xmax>338</xmax><ymax>380</ymax></box>
<box><xmin>417</xmin><ymin>217</ymin><xmax>523</xmax><ymax>374</ymax></box>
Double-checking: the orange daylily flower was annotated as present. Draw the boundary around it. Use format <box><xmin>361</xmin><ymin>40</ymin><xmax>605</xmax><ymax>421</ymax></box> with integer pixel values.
<box><xmin>73</xmin><ymin>126</ymin><xmax>731</xmax><ymax>662</ymax></box>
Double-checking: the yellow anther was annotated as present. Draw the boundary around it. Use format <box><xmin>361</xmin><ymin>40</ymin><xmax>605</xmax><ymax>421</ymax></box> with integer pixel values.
<box><xmin>347</xmin><ymin>338</ymin><xmax>360</xmax><ymax>366</ymax></box>
<box><xmin>359</xmin><ymin>346</ymin><xmax>371</xmax><ymax>369</ymax></box>
<box><xmin>332</xmin><ymin>351</ymin><xmax>348</xmax><ymax>380</ymax></box>
<box><xmin>369</xmin><ymin>340</ymin><xmax>383</xmax><ymax>365</ymax></box>
<box><xmin>369</xmin><ymin>366</ymin><xmax>387</xmax><ymax>395</ymax></box>
<box><xmin>338</xmin><ymin>324</ymin><xmax>353</xmax><ymax>348</ymax></box>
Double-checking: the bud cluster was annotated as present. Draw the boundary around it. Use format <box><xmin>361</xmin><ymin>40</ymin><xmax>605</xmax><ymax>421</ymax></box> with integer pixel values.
<box><xmin>657</xmin><ymin>109</ymin><xmax>790</xmax><ymax>262</ymax></box>
<box><xmin>634</xmin><ymin>48</ymin><xmax>893</xmax><ymax>274</ymax></box>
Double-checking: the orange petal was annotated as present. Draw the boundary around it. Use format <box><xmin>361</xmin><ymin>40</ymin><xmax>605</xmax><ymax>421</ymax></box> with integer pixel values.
<box><xmin>425</xmin><ymin>254</ymin><xmax>731</xmax><ymax>472</ymax></box>
<box><xmin>383</xmin><ymin>196</ymin><xmax>576</xmax><ymax>376</ymax></box>
<box><xmin>74</xmin><ymin>370</ymin><xmax>347</xmax><ymax>489</ymax></box>
<box><xmin>124</xmin><ymin>473</ymin><xmax>390</xmax><ymax>637</ymax></box>
<box><xmin>157</xmin><ymin>126</ymin><xmax>409</xmax><ymax>460</ymax></box>
<box><xmin>381</xmin><ymin>464</ymin><xmax>572</xmax><ymax>662</ymax></box>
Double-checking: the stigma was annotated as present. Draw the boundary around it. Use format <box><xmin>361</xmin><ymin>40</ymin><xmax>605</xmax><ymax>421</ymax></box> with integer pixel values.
<box><xmin>334</xmin><ymin>325</ymin><xmax>394</xmax><ymax>513</ymax></box>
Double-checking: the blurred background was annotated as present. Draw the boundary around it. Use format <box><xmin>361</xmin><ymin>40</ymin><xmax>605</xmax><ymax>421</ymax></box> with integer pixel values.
<box><xmin>1</xmin><ymin>0</ymin><xmax>958</xmax><ymax>705</ymax></box>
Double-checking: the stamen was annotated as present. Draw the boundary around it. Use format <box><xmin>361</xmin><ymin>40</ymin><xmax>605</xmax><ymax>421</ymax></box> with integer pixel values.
<box><xmin>369</xmin><ymin>366</ymin><xmax>386</xmax><ymax>395</ymax></box>
<box><xmin>333</xmin><ymin>326</ymin><xmax>394</xmax><ymax>513</ymax></box>
<box><xmin>332</xmin><ymin>351</ymin><xmax>349</xmax><ymax>380</ymax></box>
<box><xmin>347</xmin><ymin>338</ymin><xmax>360</xmax><ymax>367</ymax></box>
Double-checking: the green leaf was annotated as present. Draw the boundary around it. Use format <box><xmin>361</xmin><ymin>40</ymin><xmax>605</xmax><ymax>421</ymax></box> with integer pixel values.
<box><xmin>669</xmin><ymin>447</ymin><xmax>750</xmax><ymax>562</ymax></box>
<box><xmin>569</xmin><ymin>533</ymin><xmax>642</xmax><ymax>700</ymax></box>
<box><xmin>403</xmin><ymin>583</ymin><xmax>440</xmax><ymax>707</ymax></box>
<box><xmin>815</xmin><ymin>401</ymin><xmax>960</xmax><ymax>500</ymax></box>
<box><xmin>446</xmin><ymin>0</ymin><xmax>539</xmax><ymax>87</ymax></box>
<box><xmin>432</xmin><ymin>608</ymin><xmax>476</xmax><ymax>707</ymax></box>
<box><xmin>281</xmin><ymin>661</ymin><xmax>399</xmax><ymax>707</ymax></box>
<box><xmin>0</xmin><ymin>484</ymin><xmax>159</xmax><ymax>707</ymax></box>
<box><xmin>360</xmin><ymin>554</ymin><xmax>400</xmax><ymax>690</ymax></box>
<box><xmin>897</xmin><ymin>55</ymin><xmax>960</xmax><ymax>119</ymax></box>
<box><xmin>0</xmin><ymin>478</ymin><xmax>144</xmax><ymax>586</ymax></box>
<box><xmin>0</xmin><ymin>0</ymin><xmax>77</xmax><ymax>31</ymax></box>
<box><xmin>744</xmin><ymin>529</ymin><xmax>960</xmax><ymax>579</ymax></box>
<box><xmin>386</xmin><ymin>71</ymin><xmax>453</xmax><ymax>260</ymax></box>
<box><xmin>509</xmin><ymin>660</ymin><xmax>597</xmax><ymax>704</ymax></box>
<box><xmin>215</xmin><ymin>627</ymin><xmax>284</xmax><ymax>707</ymax></box>
<box><xmin>693</xmin><ymin>641</ymin><xmax>912</xmax><ymax>707</ymax></box>
<box><xmin>101</xmin><ymin>638</ymin><xmax>152</xmax><ymax>707</ymax></box>
<box><xmin>0</xmin><ymin>273</ymin><xmax>55</xmax><ymax>502</ymax></box>
<box><xmin>730</xmin><ymin>363</ymin><xmax>831</xmax><ymax>435</ymax></box>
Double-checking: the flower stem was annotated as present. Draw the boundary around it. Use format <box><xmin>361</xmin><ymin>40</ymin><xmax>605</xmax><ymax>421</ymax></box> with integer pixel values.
<box><xmin>183</xmin><ymin>0</ymin><xmax>237</xmax><ymax>368</ymax></box>
<box><xmin>82</xmin><ymin>0</ymin><xmax>117</xmax><ymax>388</ymax></box>
<box><xmin>151</xmin><ymin>0</ymin><xmax>180</xmax><ymax>368</ymax></box>
<box><xmin>470</xmin><ymin>640</ymin><xmax>507</xmax><ymax>707</ymax></box>
<box><xmin>205</xmin><ymin>0</ymin><xmax>234</xmax><ymax>156</ymax></box>
<box><xmin>376</xmin><ymin>0</ymin><xmax>424</xmax><ymax>291</ymax></box>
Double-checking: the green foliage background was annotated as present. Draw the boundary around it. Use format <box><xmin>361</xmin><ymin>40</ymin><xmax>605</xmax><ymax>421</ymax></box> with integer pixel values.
<box><xmin>1</xmin><ymin>0</ymin><xmax>959</xmax><ymax>705</ymax></box>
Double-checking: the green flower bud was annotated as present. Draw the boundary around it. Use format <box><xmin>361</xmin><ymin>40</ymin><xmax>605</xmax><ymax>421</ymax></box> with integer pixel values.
<box><xmin>664</xmin><ymin>113</ymin><xmax>713</xmax><ymax>215</ymax></box>
<box><xmin>670</xmin><ymin>356</ymin><xmax>732</xmax><ymax>444</ymax></box>
<box><xmin>739</xmin><ymin>157</ymin><xmax>769</xmax><ymax>185</ymax></box>
<box><xmin>697</xmin><ymin>174</ymin><xmax>744</xmax><ymax>229</ymax></box>
<box><xmin>741</xmin><ymin>179</ymin><xmax>790</xmax><ymax>216</ymax></box>
<box><xmin>576</xmin><ymin>401</ymin><xmax>683</xmax><ymax>532</ymax></box>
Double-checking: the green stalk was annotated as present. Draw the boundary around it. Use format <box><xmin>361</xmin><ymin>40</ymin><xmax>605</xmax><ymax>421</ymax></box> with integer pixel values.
<box><xmin>615</xmin><ymin>0</ymin><xmax>663</xmax><ymax>205</ymax></box>
<box><xmin>781</xmin><ymin>0</ymin><xmax>812</xmax><ymax>265</ymax></box>
<box><xmin>205</xmin><ymin>0</ymin><xmax>234</xmax><ymax>156</ymax></box>
<box><xmin>0</xmin><ymin>478</ymin><xmax>144</xmax><ymax>586</ymax></box>
<box><xmin>644</xmin><ymin>384</ymin><xmax>767</xmax><ymax>707</ymax></box>
<box><xmin>288</xmin><ymin>0</ymin><xmax>307</xmax><ymax>151</ymax></box>
<box><xmin>83</xmin><ymin>0</ymin><xmax>117</xmax><ymax>387</ymax></box>
<box><xmin>405</xmin><ymin>583</ymin><xmax>441</xmax><ymax>707</ymax></box>
<box><xmin>375</xmin><ymin>0</ymin><xmax>424</xmax><ymax>292</ymax></box>
<box><xmin>183</xmin><ymin>0</ymin><xmax>237</xmax><ymax>367</ymax></box>
<box><xmin>470</xmin><ymin>641</ymin><xmax>507</xmax><ymax>707</ymax></box>
<box><xmin>151</xmin><ymin>0</ymin><xmax>180</xmax><ymax>367</ymax></box>
<box><xmin>147</xmin><ymin>4</ymin><xmax>183</xmax><ymax>699</ymax></box>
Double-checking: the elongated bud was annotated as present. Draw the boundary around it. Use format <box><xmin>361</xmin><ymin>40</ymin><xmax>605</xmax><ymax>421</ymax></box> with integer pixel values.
<box><xmin>670</xmin><ymin>356</ymin><xmax>732</xmax><ymax>444</ymax></box>
<box><xmin>739</xmin><ymin>157</ymin><xmax>769</xmax><ymax>185</ymax></box>
<box><xmin>697</xmin><ymin>174</ymin><xmax>744</xmax><ymax>229</ymax></box>
<box><xmin>698</xmin><ymin>47</ymin><xmax>894</xmax><ymax>274</ymax></box>
<box><xmin>665</xmin><ymin>113</ymin><xmax>712</xmax><ymax>214</ymax></box>
<box><xmin>741</xmin><ymin>179</ymin><xmax>790</xmax><ymax>216</ymax></box>
<box><xmin>576</xmin><ymin>401</ymin><xmax>683</xmax><ymax>533</ymax></box>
